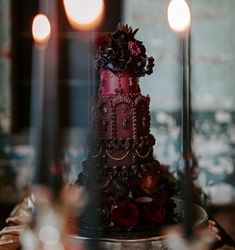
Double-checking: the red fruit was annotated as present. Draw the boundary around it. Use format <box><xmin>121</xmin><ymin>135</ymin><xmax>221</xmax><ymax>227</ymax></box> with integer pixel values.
<box><xmin>139</xmin><ymin>175</ymin><xmax>158</xmax><ymax>193</ymax></box>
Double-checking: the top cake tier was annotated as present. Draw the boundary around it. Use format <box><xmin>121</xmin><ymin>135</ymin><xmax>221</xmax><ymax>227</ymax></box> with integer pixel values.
<box><xmin>99</xmin><ymin>69</ymin><xmax>141</xmax><ymax>96</ymax></box>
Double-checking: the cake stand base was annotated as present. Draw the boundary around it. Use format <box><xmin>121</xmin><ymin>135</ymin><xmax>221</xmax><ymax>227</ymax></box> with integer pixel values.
<box><xmin>69</xmin><ymin>235</ymin><xmax>166</xmax><ymax>250</ymax></box>
<box><xmin>69</xmin><ymin>200</ymin><xmax>208</xmax><ymax>250</ymax></box>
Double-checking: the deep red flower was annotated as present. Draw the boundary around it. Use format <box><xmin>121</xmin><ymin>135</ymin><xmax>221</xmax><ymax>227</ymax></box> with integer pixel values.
<box><xmin>111</xmin><ymin>200</ymin><xmax>140</xmax><ymax>227</ymax></box>
<box><xmin>143</xmin><ymin>202</ymin><xmax>166</xmax><ymax>224</ymax></box>
<box><xmin>159</xmin><ymin>164</ymin><xmax>169</xmax><ymax>171</ymax></box>
<box><xmin>139</xmin><ymin>175</ymin><xmax>158</xmax><ymax>193</ymax></box>
<box><xmin>95</xmin><ymin>33</ymin><xmax>112</xmax><ymax>46</ymax></box>
<box><xmin>128</xmin><ymin>41</ymin><xmax>144</xmax><ymax>56</ymax></box>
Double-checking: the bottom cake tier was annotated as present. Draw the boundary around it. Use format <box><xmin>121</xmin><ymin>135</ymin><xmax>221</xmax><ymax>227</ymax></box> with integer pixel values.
<box><xmin>69</xmin><ymin>199</ymin><xmax>208</xmax><ymax>249</ymax></box>
<box><xmin>76</xmin><ymin>161</ymin><xmax>178</xmax><ymax>235</ymax></box>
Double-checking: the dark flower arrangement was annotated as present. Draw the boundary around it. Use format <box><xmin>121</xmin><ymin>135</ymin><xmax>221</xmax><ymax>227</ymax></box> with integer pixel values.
<box><xmin>100</xmin><ymin>164</ymin><xmax>178</xmax><ymax>230</ymax></box>
<box><xmin>95</xmin><ymin>24</ymin><xmax>155</xmax><ymax>78</ymax></box>
<box><xmin>111</xmin><ymin>200</ymin><xmax>140</xmax><ymax>227</ymax></box>
<box><xmin>78</xmin><ymin>163</ymin><xmax>178</xmax><ymax>232</ymax></box>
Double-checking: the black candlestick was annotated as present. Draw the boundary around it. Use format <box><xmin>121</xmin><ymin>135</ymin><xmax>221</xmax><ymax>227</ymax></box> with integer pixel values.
<box><xmin>32</xmin><ymin>0</ymin><xmax>62</xmax><ymax>195</ymax></box>
<box><xmin>180</xmin><ymin>33</ymin><xmax>194</xmax><ymax>238</ymax></box>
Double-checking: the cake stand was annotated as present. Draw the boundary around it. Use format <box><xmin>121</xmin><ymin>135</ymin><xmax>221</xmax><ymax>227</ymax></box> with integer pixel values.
<box><xmin>69</xmin><ymin>199</ymin><xmax>208</xmax><ymax>250</ymax></box>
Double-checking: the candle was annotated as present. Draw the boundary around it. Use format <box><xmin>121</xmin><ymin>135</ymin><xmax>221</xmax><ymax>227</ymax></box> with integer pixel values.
<box><xmin>31</xmin><ymin>0</ymin><xmax>62</xmax><ymax>195</ymax></box>
<box><xmin>167</xmin><ymin>0</ymin><xmax>194</xmax><ymax>238</ymax></box>
<box><xmin>62</xmin><ymin>0</ymin><xmax>105</xmax><ymax>127</ymax></box>
<box><xmin>63</xmin><ymin>0</ymin><xmax>104</xmax><ymax>31</ymax></box>
<box><xmin>32</xmin><ymin>14</ymin><xmax>51</xmax><ymax>47</ymax></box>
<box><xmin>31</xmin><ymin>13</ymin><xmax>51</xmax><ymax>187</ymax></box>
<box><xmin>63</xmin><ymin>0</ymin><xmax>105</xmax><ymax>235</ymax></box>
<box><xmin>167</xmin><ymin>0</ymin><xmax>191</xmax><ymax>33</ymax></box>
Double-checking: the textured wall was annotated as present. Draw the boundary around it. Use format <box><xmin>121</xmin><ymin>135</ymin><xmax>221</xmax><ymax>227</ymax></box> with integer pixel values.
<box><xmin>124</xmin><ymin>0</ymin><xmax>235</xmax><ymax>204</ymax></box>
<box><xmin>124</xmin><ymin>0</ymin><xmax>180</xmax><ymax>111</ymax></box>
<box><xmin>191</xmin><ymin>0</ymin><xmax>235</xmax><ymax>111</ymax></box>
<box><xmin>0</xmin><ymin>0</ymin><xmax>11</xmax><ymax>133</ymax></box>
<box><xmin>0</xmin><ymin>0</ymin><xmax>14</xmax><ymax>203</ymax></box>
<box><xmin>124</xmin><ymin>0</ymin><xmax>235</xmax><ymax>112</ymax></box>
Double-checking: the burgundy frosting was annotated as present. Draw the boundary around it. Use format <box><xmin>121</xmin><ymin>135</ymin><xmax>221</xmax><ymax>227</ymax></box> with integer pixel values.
<box><xmin>99</xmin><ymin>69</ymin><xmax>140</xmax><ymax>96</ymax></box>
<box><xmin>95</xmin><ymin>94</ymin><xmax>150</xmax><ymax>140</ymax></box>
<box><xmin>79</xmin><ymin>71</ymin><xmax>170</xmax><ymax>233</ymax></box>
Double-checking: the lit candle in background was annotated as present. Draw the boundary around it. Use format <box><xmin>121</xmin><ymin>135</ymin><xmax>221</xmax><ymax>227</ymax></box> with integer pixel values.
<box><xmin>31</xmin><ymin>0</ymin><xmax>62</xmax><ymax>194</ymax></box>
<box><xmin>63</xmin><ymin>0</ymin><xmax>105</xmax><ymax>236</ymax></box>
<box><xmin>63</xmin><ymin>0</ymin><xmax>104</xmax><ymax>31</ymax></box>
<box><xmin>31</xmin><ymin>13</ymin><xmax>51</xmax><ymax>187</ymax></box>
<box><xmin>32</xmin><ymin>14</ymin><xmax>51</xmax><ymax>47</ymax></box>
<box><xmin>63</xmin><ymin>0</ymin><xmax>105</xmax><ymax>93</ymax></box>
<box><xmin>167</xmin><ymin>0</ymin><xmax>193</xmax><ymax>237</ymax></box>
<box><xmin>63</xmin><ymin>0</ymin><xmax>105</xmax><ymax>132</ymax></box>
<box><xmin>168</xmin><ymin>0</ymin><xmax>191</xmax><ymax>33</ymax></box>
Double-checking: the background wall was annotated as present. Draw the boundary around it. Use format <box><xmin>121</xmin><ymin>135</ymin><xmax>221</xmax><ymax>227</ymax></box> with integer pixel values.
<box><xmin>124</xmin><ymin>0</ymin><xmax>235</xmax><ymax>112</ymax></box>
<box><xmin>0</xmin><ymin>0</ymin><xmax>123</xmax><ymax>203</ymax></box>
<box><xmin>124</xmin><ymin>0</ymin><xmax>235</xmax><ymax>204</ymax></box>
<box><xmin>0</xmin><ymin>0</ymin><xmax>11</xmax><ymax>133</ymax></box>
<box><xmin>0</xmin><ymin>0</ymin><xmax>235</xmax><ymax>205</ymax></box>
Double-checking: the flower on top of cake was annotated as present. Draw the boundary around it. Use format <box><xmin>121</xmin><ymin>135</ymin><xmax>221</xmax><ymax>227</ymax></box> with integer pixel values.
<box><xmin>95</xmin><ymin>24</ymin><xmax>155</xmax><ymax>77</ymax></box>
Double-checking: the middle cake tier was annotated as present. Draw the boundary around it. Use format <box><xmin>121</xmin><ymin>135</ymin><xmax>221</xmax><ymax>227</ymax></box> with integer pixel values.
<box><xmin>90</xmin><ymin>94</ymin><xmax>151</xmax><ymax>140</ymax></box>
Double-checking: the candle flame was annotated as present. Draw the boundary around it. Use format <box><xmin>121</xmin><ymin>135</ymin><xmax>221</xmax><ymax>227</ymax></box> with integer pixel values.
<box><xmin>167</xmin><ymin>0</ymin><xmax>191</xmax><ymax>33</ymax></box>
<box><xmin>32</xmin><ymin>14</ymin><xmax>51</xmax><ymax>46</ymax></box>
<box><xmin>63</xmin><ymin>0</ymin><xmax>104</xmax><ymax>30</ymax></box>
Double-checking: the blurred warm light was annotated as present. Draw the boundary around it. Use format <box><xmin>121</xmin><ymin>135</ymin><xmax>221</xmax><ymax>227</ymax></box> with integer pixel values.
<box><xmin>32</xmin><ymin>14</ymin><xmax>51</xmax><ymax>45</ymax></box>
<box><xmin>39</xmin><ymin>226</ymin><xmax>60</xmax><ymax>245</ymax></box>
<box><xmin>167</xmin><ymin>0</ymin><xmax>191</xmax><ymax>33</ymax></box>
<box><xmin>63</xmin><ymin>0</ymin><xmax>104</xmax><ymax>30</ymax></box>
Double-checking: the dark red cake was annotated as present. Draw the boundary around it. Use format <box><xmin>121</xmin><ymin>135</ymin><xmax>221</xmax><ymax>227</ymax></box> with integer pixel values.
<box><xmin>77</xmin><ymin>24</ymin><xmax>176</xmax><ymax>236</ymax></box>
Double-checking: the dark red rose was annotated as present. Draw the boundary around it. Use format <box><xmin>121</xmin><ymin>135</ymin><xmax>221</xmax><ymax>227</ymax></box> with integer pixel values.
<box><xmin>96</xmin><ymin>33</ymin><xmax>112</xmax><ymax>46</ymax></box>
<box><xmin>139</xmin><ymin>175</ymin><xmax>159</xmax><ymax>193</ymax></box>
<box><xmin>111</xmin><ymin>200</ymin><xmax>140</xmax><ymax>227</ymax></box>
<box><xmin>159</xmin><ymin>164</ymin><xmax>169</xmax><ymax>171</ymax></box>
<box><xmin>143</xmin><ymin>202</ymin><xmax>166</xmax><ymax>224</ymax></box>
<box><xmin>128</xmin><ymin>41</ymin><xmax>144</xmax><ymax>56</ymax></box>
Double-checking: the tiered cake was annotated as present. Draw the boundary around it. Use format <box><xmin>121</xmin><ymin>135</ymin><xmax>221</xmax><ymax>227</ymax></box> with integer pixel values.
<box><xmin>77</xmin><ymin>25</ymin><xmax>176</xmax><ymax>236</ymax></box>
